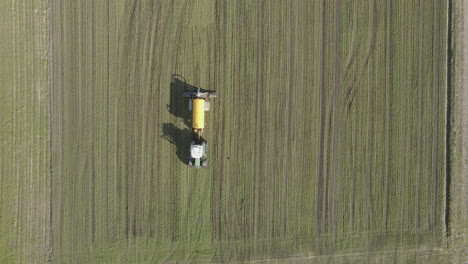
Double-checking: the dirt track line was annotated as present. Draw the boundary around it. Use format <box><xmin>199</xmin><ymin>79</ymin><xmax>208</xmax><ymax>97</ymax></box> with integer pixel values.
<box><xmin>416</xmin><ymin>0</ymin><xmax>424</xmax><ymax>230</ymax></box>
<box><xmin>340</xmin><ymin>0</ymin><xmax>358</xmax><ymax>87</ymax></box>
<box><xmin>252</xmin><ymin>0</ymin><xmax>265</xmax><ymax>243</ymax></box>
<box><xmin>105</xmin><ymin>0</ymin><xmax>111</xmax><ymax>240</ymax></box>
<box><xmin>167</xmin><ymin>1</ymin><xmax>190</xmax><ymax>244</ymax></box>
<box><xmin>253</xmin><ymin>2</ymin><xmax>264</xmax><ymax>243</ymax></box>
<box><xmin>230</xmin><ymin>0</ymin><xmax>243</xmax><ymax>243</ymax></box>
<box><xmin>365</xmin><ymin>48</ymin><xmax>375</xmax><ymax>230</ymax></box>
<box><xmin>445</xmin><ymin>0</ymin><xmax>452</xmax><ymax>237</ymax></box>
<box><xmin>349</xmin><ymin>116</ymin><xmax>357</xmax><ymax>231</ymax></box>
<box><xmin>345</xmin><ymin>0</ymin><xmax>377</xmax><ymax>113</ymax></box>
<box><xmin>48</xmin><ymin>0</ymin><xmax>57</xmax><ymax>261</ymax></box>
<box><xmin>12</xmin><ymin>1</ymin><xmax>20</xmax><ymax>258</ymax></box>
<box><xmin>116</xmin><ymin>0</ymin><xmax>137</xmax><ymax>241</ymax></box>
<box><xmin>430</xmin><ymin>0</ymin><xmax>441</xmax><ymax>230</ymax></box>
<box><xmin>330</xmin><ymin>0</ymin><xmax>342</xmax><ymax>241</ymax></box>
<box><xmin>280</xmin><ymin>1</ymin><xmax>293</xmax><ymax>238</ymax></box>
<box><xmin>213</xmin><ymin>0</ymin><xmax>224</xmax><ymax>245</ymax></box>
<box><xmin>88</xmin><ymin>0</ymin><xmax>97</xmax><ymax>243</ymax></box>
<box><xmin>135</xmin><ymin>1</ymin><xmax>153</xmax><ymax>239</ymax></box>
<box><xmin>144</xmin><ymin>1</ymin><xmax>160</xmax><ymax>238</ymax></box>
<box><xmin>213</xmin><ymin>2</ymin><xmax>227</xmax><ymax>245</ymax></box>
<box><xmin>361</xmin><ymin>0</ymin><xmax>377</xmax><ymax>72</ymax></box>
<box><xmin>384</xmin><ymin>0</ymin><xmax>392</xmax><ymax>230</ymax></box>
<box><xmin>316</xmin><ymin>0</ymin><xmax>326</xmax><ymax>236</ymax></box>
<box><xmin>145</xmin><ymin>0</ymin><xmax>177</xmax><ymax>241</ymax></box>
<box><xmin>397</xmin><ymin>0</ymin><xmax>408</xmax><ymax>236</ymax></box>
<box><xmin>362</xmin><ymin>0</ymin><xmax>377</xmax><ymax>232</ymax></box>
<box><xmin>49</xmin><ymin>0</ymin><xmax>65</xmax><ymax>259</ymax></box>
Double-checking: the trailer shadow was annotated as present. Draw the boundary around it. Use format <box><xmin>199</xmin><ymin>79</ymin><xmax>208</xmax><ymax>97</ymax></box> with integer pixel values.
<box><xmin>168</xmin><ymin>75</ymin><xmax>196</xmax><ymax>127</ymax></box>
<box><xmin>161</xmin><ymin>123</ymin><xmax>191</xmax><ymax>164</ymax></box>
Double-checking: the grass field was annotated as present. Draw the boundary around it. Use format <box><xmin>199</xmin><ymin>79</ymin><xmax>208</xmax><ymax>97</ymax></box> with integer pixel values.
<box><xmin>0</xmin><ymin>0</ymin><xmax>459</xmax><ymax>263</ymax></box>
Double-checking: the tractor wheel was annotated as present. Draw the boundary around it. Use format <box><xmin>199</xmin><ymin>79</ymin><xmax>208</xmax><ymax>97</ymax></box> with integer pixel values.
<box><xmin>202</xmin><ymin>160</ymin><xmax>207</xmax><ymax>167</ymax></box>
<box><xmin>188</xmin><ymin>160</ymin><xmax>193</xmax><ymax>167</ymax></box>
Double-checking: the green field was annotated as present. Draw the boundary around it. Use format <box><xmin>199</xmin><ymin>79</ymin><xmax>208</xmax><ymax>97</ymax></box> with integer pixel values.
<box><xmin>1</xmin><ymin>0</ymin><xmax>462</xmax><ymax>263</ymax></box>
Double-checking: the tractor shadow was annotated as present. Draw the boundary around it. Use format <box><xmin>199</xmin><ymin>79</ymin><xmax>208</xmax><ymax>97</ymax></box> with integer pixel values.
<box><xmin>168</xmin><ymin>75</ymin><xmax>191</xmax><ymax>127</ymax></box>
<box><xmin>161</xmin><ymin>123</ymin><xmax>191</xmax><ymax>164</ymax></box>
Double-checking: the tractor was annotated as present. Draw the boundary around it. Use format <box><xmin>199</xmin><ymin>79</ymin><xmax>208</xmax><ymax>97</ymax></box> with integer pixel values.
<box><xmin>184</xmin><ymin>88</ymin><xmax>216</xmax><ymax>168</ymax></box>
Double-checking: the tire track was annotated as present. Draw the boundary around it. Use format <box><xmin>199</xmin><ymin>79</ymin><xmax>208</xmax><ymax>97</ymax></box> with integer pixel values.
<box><xmin>330</xmin><ymin>0</ymin><xmax>342</xmax><ymax>241</ymax></box>
<box><xmin>430</xmin><ymin>0</ymin><xmax>441</xmax><ymax>230</ymax></box>
<box><xmin>349</xmin><ymin>116</ymin><xmax>357</xmax><ymax>231</ymax></box>
<box><xmin>156</xmin><ymin>1</ymin><xmax>185</xmax><ymax>242</ymax></box>
<box><xmin>384</xmin><ymin>0</ymin><xmax>392</xmax><ymax>230</ymax></box>
<box><xmin>365</xmin><ymin>51</ymin><xmax>375</xmax><ymax>230</ymax></box>
<box><xmin>444</xmin><ymin>0</ymin><xmax>453</xmax><ymax>238</ymax></box>
<box><xmin>396</xmin><ymin>1</ymin><xmax>407</xmax><ymax>236</ymax></box>
<box><xmin>253</xmin><ymin>0</ymin><xmax>265</xmax><ymax>242</ymax></box>
<box><xmin>416</xmin><ymin>0</ymin><xmax>424</xmax><ymax>230</ymax></box>
<box><xmin>130</xmin><ymin>1</ymin><xmax>145</xmax><ymax>239</ymax></box>
<box><xmin>340</xmin><ymin>0</ymin><xmax>358</xmax><ymax>86</ymax></box>
<box><xmin>49</xmin><ymin>0</ymin><xmax>60</xmax><ymax>260</ymax></box>
<box><xmin>104</xmin><ymin>1</ymin><xmax>112</xmax><ymax>242</ymax></box>
<box><xmin>142</xmin><ymin>2</ymin><xmax>154</xmax><ymax>239</ymax></box>
<box><xmin>280</xmin><ymin>1</ymin><xmax>294</xmax><ymax>239</ymax></box>
<box><xmin>212</xmin><ymin>0</ymin><xmax>229</xmax><ymax>247</ymax></box>
<box><xmin>143</xmin><ymin>1</ymin><xmax>161</xmax><ymax>238</ymax></box>
<box><xmin>345</xmin><ymin>0</ymin><xmax>377</xmax><ymax>113</ymax></box>
<box><xmin>49</xmin><ymin>0</ymin><xmax>66</xmax><ymax>260</ymax></box>
<box><xmin>229</xmin><ymin>0</ymin><xmax>242</xmax><ymax>244</ymax></box>
<box><xmin>316</xmin><ymin>0</ymin><xmax>326</xmax><ymax>236</ymax></box>
<box><xmin>87</xmin><ymin>0</ymin><xmax>97</xmax><ymax>243</ymax></box>
<box><xmin>116</xmin><ymin>0</ymin><xmax>138</xmax><ymax>241</ymax></box>
<box><xmin>128</xmin><ymin>0</ymin><xmax>143</xmax><ymax>240</ymax></box>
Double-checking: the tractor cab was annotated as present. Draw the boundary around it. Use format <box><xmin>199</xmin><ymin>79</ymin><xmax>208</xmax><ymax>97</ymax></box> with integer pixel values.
<box><xmin>188</xmin><ymin>139</ymin><xmax>208</xmax><ymax>168</ymax></box>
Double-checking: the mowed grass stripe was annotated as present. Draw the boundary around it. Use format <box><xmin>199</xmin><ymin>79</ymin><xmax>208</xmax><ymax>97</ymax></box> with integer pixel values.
<box><xmin>0</xmin><ymin>0</ymin><xmax>51</xmax><ymax>263</ymax></box>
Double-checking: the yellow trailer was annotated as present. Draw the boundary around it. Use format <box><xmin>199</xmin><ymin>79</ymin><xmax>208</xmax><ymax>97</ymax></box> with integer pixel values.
<box><xmin>184</xmin><ymin>88</ymin><xmax>216</xmax><ymax>135</ymax></box>
<box><xmin>192</xmin><ymin>98</ymin><xmax>205</xmax><ymax>130</ymax></box>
